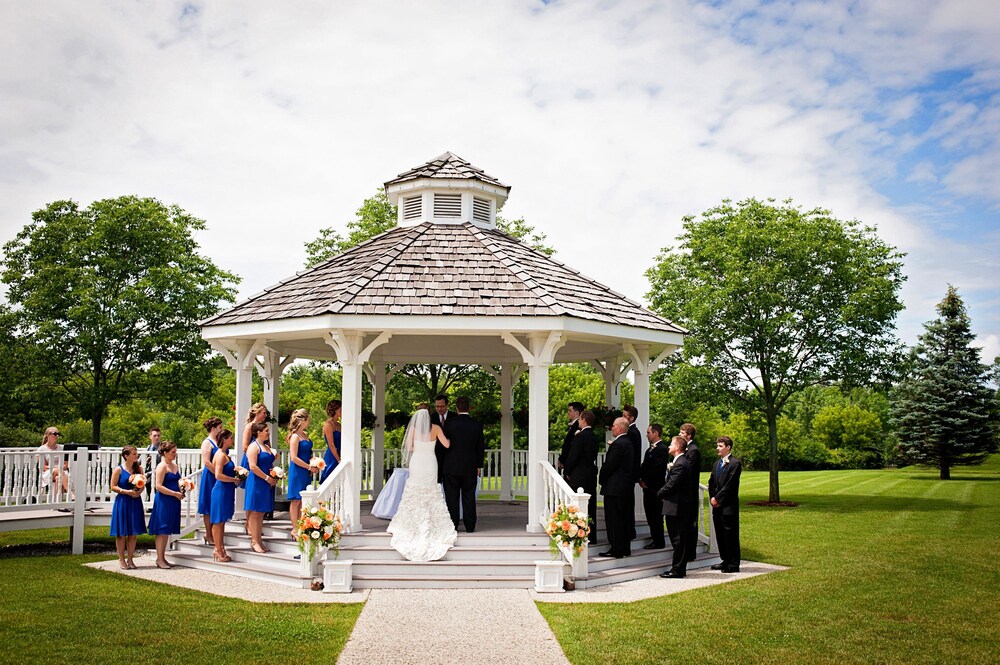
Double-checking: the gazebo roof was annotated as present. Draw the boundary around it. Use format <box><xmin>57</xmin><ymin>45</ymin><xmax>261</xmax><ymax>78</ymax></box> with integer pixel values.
<box><xmin>202</xmin><ymin>222</ymin><xmax>683</xmax><ymax>335</ymax></box>
<box><xmin>384</xmin><ymin>151</ymin><xmax>510</xmax><ymax>191</ymax></box>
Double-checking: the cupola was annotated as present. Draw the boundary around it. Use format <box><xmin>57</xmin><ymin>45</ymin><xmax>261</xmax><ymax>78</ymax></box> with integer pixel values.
<box><xmin>383</xmin><ymin>151</ymin><xmax>511</xmax><ymax>229</ymax></box>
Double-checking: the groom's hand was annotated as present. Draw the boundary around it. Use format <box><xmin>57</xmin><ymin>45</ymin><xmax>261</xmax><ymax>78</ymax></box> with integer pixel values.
<box><xmin>477</xmin><ymin>468</ymin><xmax>481</xmax><ymax>476</ymax></box>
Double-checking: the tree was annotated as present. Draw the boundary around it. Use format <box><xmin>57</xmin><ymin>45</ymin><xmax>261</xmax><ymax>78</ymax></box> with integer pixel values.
<box><xmin>646</xmin><ymin>198</ymin><xmax>905</xmax><ymax>501</ymax></box>
<box><xmin>1</xmin><ymin>197</ymin><xmax>240</xmax><ymax>443</ymax></box>
<box><xmin>892</xmin><ymin>286</ymin><xmax>998</xmax><ymax>479</ymax></box>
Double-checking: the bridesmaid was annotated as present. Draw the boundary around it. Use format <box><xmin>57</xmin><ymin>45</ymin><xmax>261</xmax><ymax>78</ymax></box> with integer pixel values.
<box><xmin>209</xmin><ymin>430</ymin><xmax>238</xmax><ymax>562</ymax></box>
<box><xmin>148</xmin><ymin>441</ymin><xmax>184</xmax><ymax>569</ymax></box>
<box><xmin>244</xmin><ymin>422</ymin><xmax>275</xmax><ymax>553</ymax></box>
<box><xmin>286</xmin><ymin>408</ymin><xmax>318</xmax><ymax>537</ymax></box>
<box><xmin>109</xmin><ymin>445</ymin><xmax>146</xmax><ymax>570</ymax></box>
<box><xmin>321</xmin><ymin>400</ymin><xmax>342</xmax><ymax>483</ymax></box>
<box><xmin>197</xmin><ymin>417</ymin><xmax>223</xmax><ymax>546</ymax></box>
<box><xmin>241</xmin><ymin>402</ymin><xmax>269</xmax><ymax>469</ymax></box>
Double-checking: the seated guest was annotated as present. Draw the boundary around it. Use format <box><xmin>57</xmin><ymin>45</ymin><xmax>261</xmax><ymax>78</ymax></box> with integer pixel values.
<box><xmin>244</xmin><ymin>423</ymin><xmax>276</xmax><ymax>553</ymax></box>
<box><xmin>37</xmin><ymin>427</ymin><xmax>71</xmax><ymax>500</ymax></box>
<box><xmin>109</xmin><ymin>446</ymin><xmax>146</xmax><ymax>570</ymax></box>
<box><xmin>148</xmin><ymin>441</ymin><xmax>184</xmax><ymax>569</ymax></box>
<box><xmin>709</xmin><ymin>435</ymin><xmax>742</xmax><ymax>573</ymax></box>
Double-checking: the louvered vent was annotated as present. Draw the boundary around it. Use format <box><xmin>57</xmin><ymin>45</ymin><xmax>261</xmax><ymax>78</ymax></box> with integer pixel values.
<box><xmin>473</xmin><ymin>197</ymin><xmax>491</xmax><ymax>223</ymax></box>
<box><xmin>402</xmin><ymin>195</ymin><xmax>422</xmax><ymax>220</ymax></box>
<box><xmin>433</xmin><ymin>193</ymin><xmax>462</xmax><ymax>218</ymax></box>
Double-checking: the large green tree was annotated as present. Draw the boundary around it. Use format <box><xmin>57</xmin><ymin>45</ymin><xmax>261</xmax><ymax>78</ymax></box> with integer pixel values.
<box><xmin>1</xmin><ymin>197</ymin><xmax>240</xmax><ymax>443</ymax></box>
<box><xmin>892</xmin><ymin>286</ymin><xmax>997</xmax><ymax>479</ymax></box>
<box><xmin>303</xmin><ymin>189</ymin><xmax>556</xmax><ymax>402</ymax></box>
<box><xmin>646</xmin><ymin>198</ymin><xmax>905</xmax><ymax>501</ymax></box>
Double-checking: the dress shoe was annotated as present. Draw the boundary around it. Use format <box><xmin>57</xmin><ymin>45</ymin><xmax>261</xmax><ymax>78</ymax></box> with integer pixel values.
<box><xmin>598</xmin><ymin>551</ymin><xmax>615</xmax><ymax>557</ymax></box>
<box><xmin>721</xmin><ymin>566</ymin><xmax>740</xmax><ymax>573</ymax></box>
<box><xmin>711</xmin><ymin>563</ymin><xmax>725</xmax><ymax>570</ymax></box>
<box><xmin>643</xmin><ymin>543</ymin><xmax>665</xmax><ymax>550</ymax></box>
<box><xmin>659</xmin><ymin>570</ymin><xmax>685</xmax><ymax>579</ymax></box>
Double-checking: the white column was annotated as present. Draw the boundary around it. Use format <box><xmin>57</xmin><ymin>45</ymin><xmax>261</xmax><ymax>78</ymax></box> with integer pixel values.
<box><xmin>499</xmin><ymin>364</ymin><xmax>519</xmax><ymax>502</ymax></box>
<box><xmin>369</xmin><ymin>363</ymin><xmax>387</xmax><ymax>500</ymax></box>
<box><xmin>233</xmin><ymin>341</ymin><xmax>256</xmax><ymax>459</ymax></box>
<box><xmin>592</xmin><ymin>356</ymin><xmax>624</xmax><ymax>443</ymax></box>
<box><xmin>326</xmin><ymin>330</ymin><xmax>391</xmax><ymax>532</ymax></box>
<box><xmin>628</xmin><ymin>344</ymin><xmax>651</xmax><ymax>526</ymax></box>
<box><xmin>261</xmin><ymin>349</ymin><xmax>295</xmax><ymax>449</ymax></box>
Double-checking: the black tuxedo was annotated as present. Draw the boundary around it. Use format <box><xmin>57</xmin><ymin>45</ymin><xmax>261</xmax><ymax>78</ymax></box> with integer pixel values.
<box><xmin>708</xmin><ymin>455</ymin><xmax>742</xmax><ymax>570</ymax></box>
<box><xmin>658</xmin><ymin>454</ymin><xmax>695</xmax><ymax>576</ymax></box>
<box><xmin>639</xmin><ymin>441</ymin><xmax>670</xmax><ymax>548</ymax></box>
<box><xmin>441</xmin><ymin>413</ymin><xmax>485</xmax><ymax>532</ymax></box>
<box><xmin>684</xmin><ymin>439</ymin><xmax>702</xmax><ymax>561</ymax></box>
<box><xmin>599</xmin><ymin>435</ymin><xmax>634</xmax><ymax>557</ymax></box>
<box><xmin>564</xmin><ymin>427</ymin><xmax>599</xmax><ymax>544</ymax></box>
<box><xmin>626</xmin><ymin>423</ymin><xmax>642</xmax><ymax>539</ymax></box>
<box><xmin>557</xmin><ymin>419</ymin><xmax>580</xmax><ymax>474</ymax></box>
<box><xmin>431</xmin><ymin>410</ymin><xmax>456</xmax><ymax>483</ymax></box>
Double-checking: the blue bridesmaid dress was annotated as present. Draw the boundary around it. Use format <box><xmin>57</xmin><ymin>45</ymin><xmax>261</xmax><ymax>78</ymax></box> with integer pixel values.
<box><xmin>209</xmin><ymin>458</ymin><xmax>236</xmax><ymax>525</ymax></box>
<box><xmin>197</xmin><ymin>439</ymin><xmax>218</xmax><ymax>515</ymax></box>
<box><xmin>321</xmin><ymin>430</ymin><xmax>341</xmax><ymax>482</ymax></box>
<box><xmin>148</xmin><ymin>469</ymin><xmax>181</xmax><ymax>535</ymax></box>
<box><xmin>244</xmin><ymin>441</ymin><xmax>275</xmax><ymax>513</ymax></box>
<box><xmin>287</xmin><ymin>437</ymin><xmax>313</xmax><ymax>500</ymax></box>
<box><xmin>110</xmin><ymin>466</ymin><xmax>147</xmax><ymax>536</ymax></box>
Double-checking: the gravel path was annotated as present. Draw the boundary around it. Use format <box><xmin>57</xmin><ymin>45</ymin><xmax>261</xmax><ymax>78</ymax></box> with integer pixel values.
<box><xmin>337</xmin><ymin>589</ymin><xmax>570</xmax><ymax>665</ymax></box>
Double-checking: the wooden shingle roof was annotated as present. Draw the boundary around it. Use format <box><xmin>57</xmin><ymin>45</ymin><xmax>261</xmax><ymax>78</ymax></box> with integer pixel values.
<box><xmin>384</xmin><ymin>152</ymin><xmax>510</xmax><ymax>191</ymax></box>
<box><xmin>202</xmin><ymin>223</ymin><xmax>683</xmax><ymax>333</ymax></box>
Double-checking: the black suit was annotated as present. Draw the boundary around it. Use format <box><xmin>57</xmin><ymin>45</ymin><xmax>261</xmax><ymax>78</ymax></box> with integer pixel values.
<box><xmin>684</xmin><ymin>439</ymin><xmax>702</xmax><ymax>561</ymax></box>
<box><xmin>441</xmin><ymin>413</ymin><xmax>485</xmax><ymax>532</ymax></box>
<box><xmin>626</xmin><ymin>423</ymin><xmax>642</xmax><ymax>539</ymax></box>
<box><xmin>599</xmin><ymin>435</ymin><xmax>634</xmax><ymax>557</ymax></box>
<box><xmin>431</xmin><ymin>410</ymin><xmax>456</xmax><ymax>483</ymax></box>
<box><xmin>708</xmin><ymin>455</ymin><xmax>742</xmax><ymax>570</ymax></box>
<box><xmin>564</xmin><ymin>427</ymin><xmax>599</xmax><ymax>544</ymax></box>
<box><xmin>557</xmin><ymin>419</ymin><xmax>580</xmax><ymax>474</ymax></box>
<box><xmin>639</xmin><ymin>441</ymin><xmax>670</xmax><ymax>548</ymax></box>
<box><xmin>658</xmin><ymin>453</ymin><xmax>696</xmax><ymax>576</ymax></box>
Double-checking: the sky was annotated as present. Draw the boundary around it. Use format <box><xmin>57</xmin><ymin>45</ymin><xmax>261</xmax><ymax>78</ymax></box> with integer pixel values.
<box><xmin>1</xmin><ymin>0</ymin><xmax>998</xmax><ymax>364</ymax></box>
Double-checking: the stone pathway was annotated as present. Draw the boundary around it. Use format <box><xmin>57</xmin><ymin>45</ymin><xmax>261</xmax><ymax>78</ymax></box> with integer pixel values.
<box><xmin>337</xmin><ymin>589</ymin><xmax>569</xmax><ymax>665</ymax></box>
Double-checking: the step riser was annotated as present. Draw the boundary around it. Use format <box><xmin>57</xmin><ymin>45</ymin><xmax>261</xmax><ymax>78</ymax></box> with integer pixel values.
<box><xmin>165</xmin><ymin>554</ymin><xmax>308</xmax><ymax>588</ymax></box>
<box><xmin>352</xmin><ymin>579</ymin><xmax>535</xmax><ymax>589</ymax></box>
<box><xmin>575</xmin><ymin>557</ymin><xmax>719</xmax><ymax>589</ymax></box>
<box><xmin>350</xmin><ymin>563</ymin><xmax>538</xmax><ymax>577</ymax></box>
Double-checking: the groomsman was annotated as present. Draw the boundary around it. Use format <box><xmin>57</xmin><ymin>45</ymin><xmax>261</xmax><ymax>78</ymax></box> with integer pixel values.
<box><xmin>599</xmin><ymin>417</ymin><xmax>634</xmax><ymax>558</ymax></box>
<box><xmin>680</xmin><ymin>422</ymin><xmax>701</xmax><ymax>561</ymax></box>
<box><xmin>431</xmin><ymin>394</ymin><xmax>456</xmax><ymax>483</ymax></box>
<box><xmin>709</xmin><ymin>436</ymin><xmax>742</xmax><ymax>573</ymax></box>
<box><xmin>441</xmin><ymin>396</ymin><xmax>485</xmax><ymax>532</ymax></box>
<box><xmin>658</xmin><ymin>436</ymin><xmax>696</xmax><ymax>578</ymax></box>
<box><xmin>623</xmin><ymin>406</ymin><xmax>642</xmax><ymax>540</ymax></box>
<box><xmin>563</xmin><ymin>410</ymin><xmax>599</xmax><ymax>544</ymax></box>
<box><xmin>638</xmin><ymin>424</ymin><xmax>669</xmax><ymax>549</ymax></box>
<box><xmin>557</xmin><ymin>402</ymin><xmax>584</xmax><ymax>476</ymax></box>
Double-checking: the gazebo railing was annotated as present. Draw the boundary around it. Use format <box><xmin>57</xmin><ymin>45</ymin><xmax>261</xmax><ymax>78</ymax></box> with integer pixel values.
<box><xmin>539</xmin><ymin>460</ymin><xmax>590</xmax><ymax>580</ymax></box>
<box><xmin>0</xmin><ymin>449</ymin><xmax>75</xmax><ymax>511</ymax></box>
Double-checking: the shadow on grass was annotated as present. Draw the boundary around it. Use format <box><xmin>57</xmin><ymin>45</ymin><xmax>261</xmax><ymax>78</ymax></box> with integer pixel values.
<box><xmin>904</xmin><ymin>475</ymin><xmax>1000</xmax><ymax>482</ymax></box>
<box><xmin>745</xmin><ymin>494</ymin><xmax>968</xmax><ymax>513</ymax></box>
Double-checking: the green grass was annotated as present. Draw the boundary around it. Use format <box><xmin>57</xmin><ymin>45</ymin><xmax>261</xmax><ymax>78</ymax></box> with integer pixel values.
<box><xmin>537</xmin><ymin>458</ymin><xmax>1000</xmax><ymax>664</ymax></box>
<box><xmin>0</xmin><ymin>537</ymin><xmax>363</xmax><ymax>664</ymax></box>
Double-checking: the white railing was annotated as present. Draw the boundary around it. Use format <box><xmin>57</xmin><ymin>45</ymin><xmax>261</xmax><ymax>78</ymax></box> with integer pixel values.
<box><xmin>698</xmin><ymin>483</ymin><xmax>716</xmax><ymax>553</ymax></box>
<box><xmin>0</xmin><ymin>449</ymin><xmax>75</xmax><ymax>511</ymax></box>
<box><xmin>298</xmin><ymin>460</ymin><xmax>352</xmax><ymax>578</ymax></box>
<box><xmin>539</xmin><ymin>460</ymin><xmax>590</xmax><ymax>580</ymax></box>
<box><xmin>175</xmin><ymin>468</ymin><xmax>204</xmax><ymax>542</ymax></box>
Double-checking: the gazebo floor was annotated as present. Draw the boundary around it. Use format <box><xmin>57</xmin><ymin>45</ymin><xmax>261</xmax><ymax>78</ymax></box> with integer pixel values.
<box><xmin>164</xmin><ymin>499</ymin><xmax>715</xmax><ymax>591</ymax></box>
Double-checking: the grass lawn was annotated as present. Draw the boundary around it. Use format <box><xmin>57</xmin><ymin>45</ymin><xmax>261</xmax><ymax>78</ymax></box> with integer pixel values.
<box><xmin>0</xmin><ymin>533</ymin><xmax>363</xmax><ymax>663</ymax></box>
<box><xmin>537</xmin><ymin>457</ymin><xmax>1000</xmax><ymax>664</ymax></box>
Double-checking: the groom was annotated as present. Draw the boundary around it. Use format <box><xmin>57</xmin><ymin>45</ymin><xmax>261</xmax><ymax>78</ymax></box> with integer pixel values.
<box><xmin>442</xmin><ymin>396</ymin><xmax>485</xmax><ymax>533</ymax></box>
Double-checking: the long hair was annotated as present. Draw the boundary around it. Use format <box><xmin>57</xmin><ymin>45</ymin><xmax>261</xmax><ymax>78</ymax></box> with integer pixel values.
<box><xmin>121</xmin><ymin>445</ymin><xmax>141</xmax><ymax>474</ymax></box>
<box><xmin>286</xmin><ymin>409</ymin><xmax>309</xmax><ymax>443</ymax></box>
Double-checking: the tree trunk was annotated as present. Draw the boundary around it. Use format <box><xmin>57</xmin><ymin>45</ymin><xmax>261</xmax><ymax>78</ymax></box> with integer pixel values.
<box><xmin>940</xmin><ymin>450</ymin><xmax>951</xmax><ymax>480</ymax></box>
<box><xmin>767</xmin><ymin>409</ymin><xmax>780</xmax><ymax>502</ymax></box>
<box><xmin>91</xmin><ymin>410</ymin><xmax>103</xmax><ymax>445</ymax></box>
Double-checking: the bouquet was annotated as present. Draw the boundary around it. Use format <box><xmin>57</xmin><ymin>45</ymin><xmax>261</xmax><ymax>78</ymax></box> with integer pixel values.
<box><xmin>178</xmin><ymin>477</ymin><xmax>196</xmax><ymax>494</ymax></box>
<box><xmin>269</xmin><ymin>466</ymin><xmax>285</xmax><ymax>480</ymax></box>
<box><xmin>129</xmin><ymin>474</ymin><xmax>146</xmax><ymax>490</ymax></box>
<box><xmin>309</xmin><ymin>456</ymin><xmax>326</xmax><ymax>473</ymax></box>
<box><xmin>233</xmin><ymin>466</ymin><xmax>249</xmax><ymax>485</ymax></box>
<box><xmin>545</xmin><ymin>503</ymin><xmax>591</xmax><ymax>559</ymax></box>
<box><xmin>295</xmin><ymin>501</ymin><xmax>344</xmax><ymax>560</ymax></box>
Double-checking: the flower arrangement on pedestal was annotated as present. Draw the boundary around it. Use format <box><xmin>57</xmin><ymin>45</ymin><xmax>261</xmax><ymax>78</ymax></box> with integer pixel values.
<box><xmin>545</xmin><ymin>504</ymin><xmax>591</xmax><ymax>559</ymax></box>
<box><xmin>295</xmin><ymin>501</ymin><xmax>344</xmax><ymax>560</ymax></box>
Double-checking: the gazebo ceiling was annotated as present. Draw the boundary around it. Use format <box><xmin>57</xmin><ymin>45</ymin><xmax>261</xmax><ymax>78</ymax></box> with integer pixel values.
<box><xmin>202</xmin><ymin>153</ymin><xmax>686</xmax><ymax>364</ymax></box>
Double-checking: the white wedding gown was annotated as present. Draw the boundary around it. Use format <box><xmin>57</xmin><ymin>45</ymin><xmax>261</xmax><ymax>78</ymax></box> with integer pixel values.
<box><xmin>386</xmin><ymin>438</ymin><xmax>458</xmax><ymax>561</ymax></box>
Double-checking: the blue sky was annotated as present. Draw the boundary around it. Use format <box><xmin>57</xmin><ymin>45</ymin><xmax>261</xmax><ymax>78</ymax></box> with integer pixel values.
<box><xmin>0</xmin><ymin>0</ymin><xmax>997</xmax><ymax>362</ymax></box>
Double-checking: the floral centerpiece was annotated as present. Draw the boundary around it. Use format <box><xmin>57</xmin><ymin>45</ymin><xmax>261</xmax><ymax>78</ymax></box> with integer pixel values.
<box><xmin>545</xmin><ymin>504</ymin><xmax>591</xmax><ymax>559</ymax></box>
<box><xmin>178</xmin><ymin>477</ymin><xmax>195</xmax><ymax>494</ymax></box>
<box><xmin>233</xmin><ymin>466</ymin><xmax>249</xmax><ymax>485</ymax></box>
<box><xmin>129</xmin><ymin>474</ymin><xmax>146</xmax><ymax>490</ymax></box>
<box><xmin>295</xmin><ymin>502</ymin><xmax>344</xmax><ymax>560</ymax></box>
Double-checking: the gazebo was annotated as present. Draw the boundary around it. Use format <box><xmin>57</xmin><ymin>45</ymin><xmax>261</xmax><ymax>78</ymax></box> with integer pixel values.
<box><xmin>201</xmin><ymin>152</ymin><xmax>685</xmax><ymax>537</ymax></box>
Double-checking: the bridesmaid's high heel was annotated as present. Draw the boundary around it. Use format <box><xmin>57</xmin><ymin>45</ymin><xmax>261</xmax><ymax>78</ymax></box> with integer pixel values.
<box><xmin>155</xmin><ymin>561</ymin><xmax>173</xmax><ymax>570</ymax></box>
<box><xmin>251</xmin><ymin>543</ymin><xmax>267</xmax><ymax>554</ymax></box>
<box><xmin>126</xmin><ymin>560</ymin><xmax>138</xmax><ymax>570</ymax></box>
<box><xmin>119</xmin><ymin>560</ymin><xmax>129</xmax><ymax>570</ymax></box>
<box><xmin>213</xmin><ymin>552</ymin><xmax>232</xmax><ymax>563</ymax></box>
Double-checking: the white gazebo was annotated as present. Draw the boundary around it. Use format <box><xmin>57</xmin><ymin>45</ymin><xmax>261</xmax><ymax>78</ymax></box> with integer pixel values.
<box><xmin>201</xmin><ymin>152</ymin><xmax>685</xmax><ymax>537</ymax></box>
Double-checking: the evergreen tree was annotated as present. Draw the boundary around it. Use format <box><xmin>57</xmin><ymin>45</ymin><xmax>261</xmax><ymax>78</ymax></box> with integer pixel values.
<box><xmin>892</xmin><ymin>286</ymin><xmax>997</xmax><ymax>479</ymax></box>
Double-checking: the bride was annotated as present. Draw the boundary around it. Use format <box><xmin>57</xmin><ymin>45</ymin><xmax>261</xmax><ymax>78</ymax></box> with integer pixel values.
<box><xmin>387</xmin><ymin>406</ymin><xmax>458</xmax><ymax>561</ymax></box>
